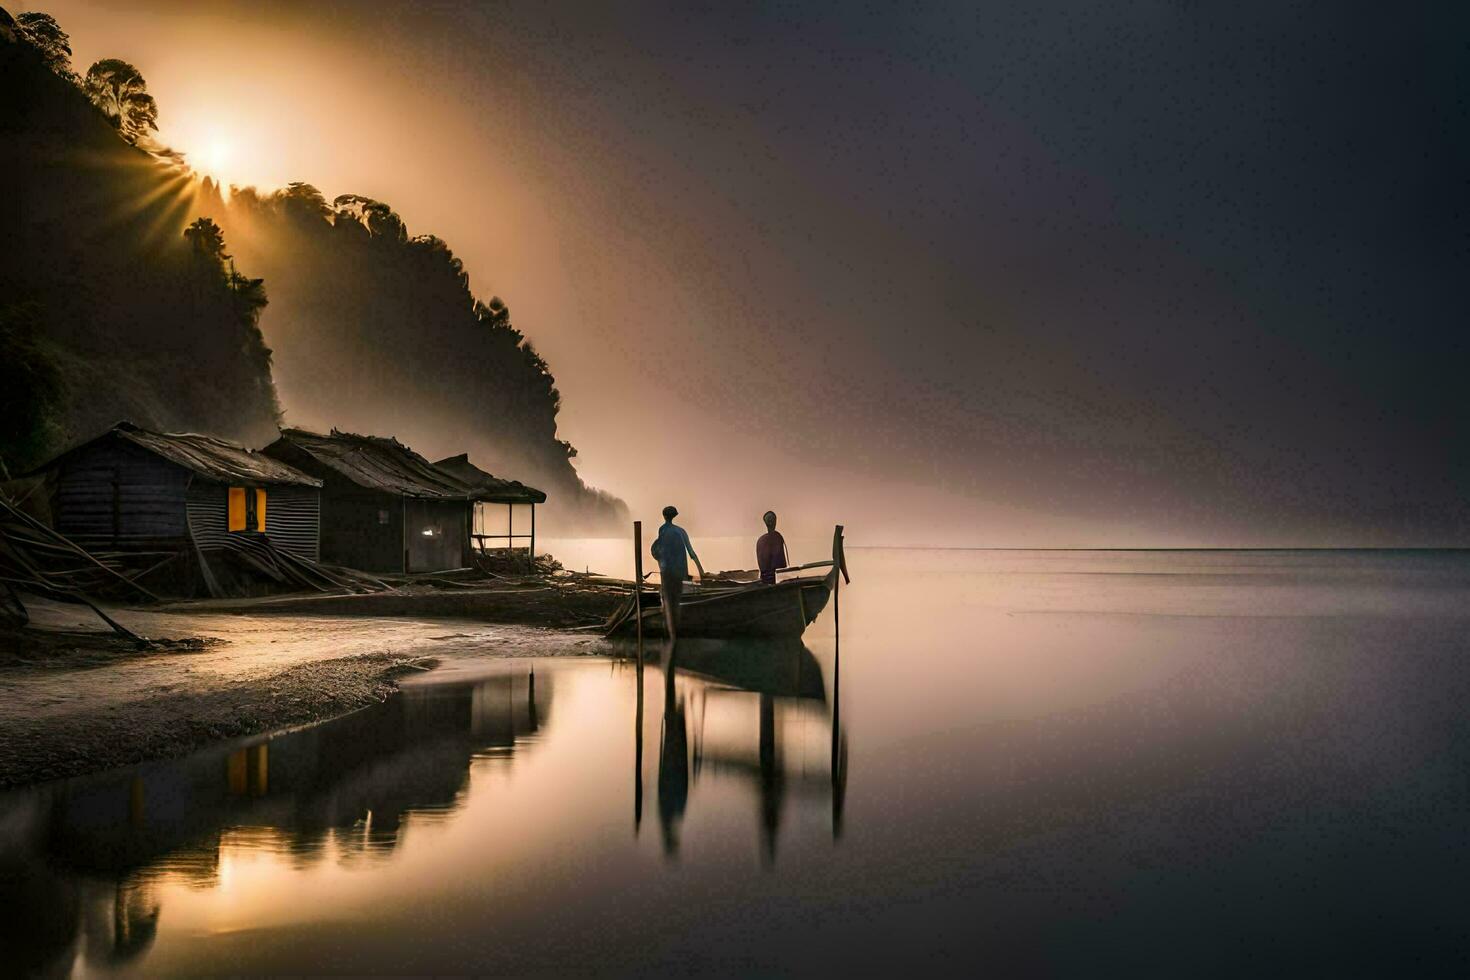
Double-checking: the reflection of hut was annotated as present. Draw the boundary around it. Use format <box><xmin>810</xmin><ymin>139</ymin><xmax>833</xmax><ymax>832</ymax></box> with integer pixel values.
<box><xmin>25</xmin><ymin>421</ymin><xmax>322</xmax><ymax>594</ymax></box>
<box><xmin>433</xmin><ymin>454</ymin><xmax>546</xmax><ymax>567</ymax></box>
<box><xmin>3</xmin><ymin>669</ymin><xmax>554</xmax><ymax>973</ymax></box>
<box><xmin>263</xmin><ymin>429</ymin><xmax>473</xmax><ymax>574</ymax></box>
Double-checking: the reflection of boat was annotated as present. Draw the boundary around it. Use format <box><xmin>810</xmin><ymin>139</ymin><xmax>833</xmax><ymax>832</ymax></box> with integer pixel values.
<box><xmin>643</xmin><ymin>637</ymin><xmax>846</xmax><ymax>862</ymax></box>
<box><xmin>606</xmin><ymin>526</ymin><xmax>848</xmax><ymax>639</ymax></box>
<box><xmin>643</xmin><ymin>638</ymin><xmax>827</xmax><ymax>701</ymax></box>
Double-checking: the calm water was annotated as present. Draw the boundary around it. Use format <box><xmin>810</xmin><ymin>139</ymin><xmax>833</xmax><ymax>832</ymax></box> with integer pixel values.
<box><xmin>4</xmin><ymin>548</ymin><xmax>1470</xmax><ymax>976</ymax></box>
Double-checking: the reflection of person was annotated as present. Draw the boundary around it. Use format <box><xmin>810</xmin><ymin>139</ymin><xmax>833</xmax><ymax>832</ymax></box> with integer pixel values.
<box><xmin>652</xmin><ymin>506</ymin><xmax>704</xmax><ymax>637</ymax></box>
<box><xmin>657</xmin><ymin>640</ymin><xmax>688</xmax><ymax>857</ymax></box>
<box><xmin>756</xmin><ymin>511</ymin><xmax>788</xmax><ymax>585</ymax></box>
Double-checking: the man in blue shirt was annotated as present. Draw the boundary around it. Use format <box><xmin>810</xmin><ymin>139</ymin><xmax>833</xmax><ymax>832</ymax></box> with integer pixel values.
<box><xmin>653</xmin><ymin>505</ymin><xmax>705</xmax><ymax>638</ymax></box>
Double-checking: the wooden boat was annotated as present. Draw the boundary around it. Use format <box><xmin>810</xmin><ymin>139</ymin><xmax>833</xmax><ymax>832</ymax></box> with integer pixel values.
<box><xmin>605</xmin><ymin>525</ymin><xmax>848</xmax><ymax>639</ymax></box>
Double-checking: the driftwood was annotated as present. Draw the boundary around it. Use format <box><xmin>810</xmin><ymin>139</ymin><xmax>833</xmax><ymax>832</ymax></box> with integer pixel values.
<box><xmin>204</xmin><ymin>532</ymin><xmax>394</xmax><ymax>596</ymax></box>
<box><xmin>0</xmin><ymin>494</ymin><xmax>156</xmax><ymax>640</ymax></box>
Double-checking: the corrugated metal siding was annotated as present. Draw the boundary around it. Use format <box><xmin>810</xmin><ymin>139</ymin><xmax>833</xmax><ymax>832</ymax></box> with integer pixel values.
<box><xmin>55</xmin><ymin>440</ymin><xmax>189</xmax><ymax>550</ymax></box>
<box><xmin>265</xmin><ymin>485</ymin><xmax>320</xmax><ymax>560</ymax></box>
<box><xmin>186</xmin><ymin>479</ymin><xmax>229</xmax><ymax>550</ymax></box>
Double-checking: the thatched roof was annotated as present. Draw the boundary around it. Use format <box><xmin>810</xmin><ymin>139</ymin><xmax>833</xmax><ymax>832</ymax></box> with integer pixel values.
<box><xmin>434</xmin><ymin>454</ymin><xmax>547</xmax><ymax>504</ymax></box>
<box><xmin>270</xmin><ymin>429</ymin><xmax>472</xmax><ymax>499</ymax></box>
<box><xmin>27</xmin><ymin>422</ymin><xmax>322</xmax><ymax>487</ymax></box>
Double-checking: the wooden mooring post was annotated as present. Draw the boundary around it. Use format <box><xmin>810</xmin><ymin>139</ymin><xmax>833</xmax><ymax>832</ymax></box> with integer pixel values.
<box><xmin>632</xmin><ymin>520</ymin><xmax>644</xmax><ymax>666</ymax></box>
<box><xmin>633</xmin><ymin>519</ymin><xmax>645</xmax><ymax>833</ymax></box>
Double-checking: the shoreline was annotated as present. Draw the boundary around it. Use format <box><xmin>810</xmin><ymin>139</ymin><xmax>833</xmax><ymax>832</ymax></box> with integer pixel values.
<box><xmin>0</xmin><ymin>650</ymin><xmax>438</xmax><ymax>790</ymax></box>
<box><xmin>0</xmin><ymin>578</ymin><xmax>633</xmax><ymax>792</ymax></box>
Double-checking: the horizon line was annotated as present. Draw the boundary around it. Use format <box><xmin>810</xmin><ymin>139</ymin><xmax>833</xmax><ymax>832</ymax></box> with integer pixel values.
<box><xmin>842</xmin><ymin>545</ymin><xmax>1470</xmax><ymax>553</ymax></box>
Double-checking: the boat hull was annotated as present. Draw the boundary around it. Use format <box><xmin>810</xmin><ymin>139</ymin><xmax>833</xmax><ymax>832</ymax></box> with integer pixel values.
<box><xmin>606</xmin><ymin>576</ymin><xmax>831</xmax><ymax>638</ymax></box>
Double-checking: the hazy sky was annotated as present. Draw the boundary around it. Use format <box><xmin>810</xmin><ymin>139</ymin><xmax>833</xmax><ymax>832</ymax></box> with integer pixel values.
<box><xmin>28</xmin><ymin>0</ymin><xmax>1469</xmax><ymax>545</ymax></box>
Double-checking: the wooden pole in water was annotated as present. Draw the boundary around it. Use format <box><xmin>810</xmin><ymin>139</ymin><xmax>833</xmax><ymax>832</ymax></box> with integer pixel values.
<box><xmin>831</xmin><ymin>526</ymin><xmax>844</xmax><ymax>839</ymax></box>
<box><xmin>831</xmin><ymin>530</ymin><xmax>841</xmax><ymax>766</ymax></box>
<box><xmin>633</xmin><ymin>520</ymin><xmax>644</xmax><ymax>666</ymax></box>
<box><xmin>831</xmin><ymin>524</ymin><xmax>847</xmax><ymax>650</ymax></box>
<box><xmin>633</xmin><ymin>518</ymin><xmax>645</xmax><ymax>833</ymax></box>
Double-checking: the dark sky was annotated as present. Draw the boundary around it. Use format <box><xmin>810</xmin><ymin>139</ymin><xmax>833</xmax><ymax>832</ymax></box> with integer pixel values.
<box><xmin>39</xmin><ymin>0</ymin><xmax>1470</xmax><ymax>544</ymax></box>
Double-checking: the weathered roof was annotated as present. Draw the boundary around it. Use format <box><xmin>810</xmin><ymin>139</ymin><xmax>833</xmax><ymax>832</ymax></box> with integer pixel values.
<box><xmin>433</xmin><ymin>454</ymin><xmax>547</xmax><ymax>504</ymax></box>
<box><xmin>27</xmin><ymin>422</ymin><xmax>322</xmax><ymax>487</ymax></box>
<box><xmin>272</xmin><ymin>429</ymin><xmax>472</xmax><ymax>499</ymax></box>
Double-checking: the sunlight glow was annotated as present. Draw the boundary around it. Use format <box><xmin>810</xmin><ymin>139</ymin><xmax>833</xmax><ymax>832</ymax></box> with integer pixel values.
<box><xmin>197</xmin><ymin>138</ymin><xmax>232</xmax><ymax>179</ymax></box>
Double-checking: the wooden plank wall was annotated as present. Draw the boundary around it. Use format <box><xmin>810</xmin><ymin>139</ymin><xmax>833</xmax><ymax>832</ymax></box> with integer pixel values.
<box><xmin>319</xmin><ymin>485</ymin><xmax>405</xmax><ymax>573</ymax></box>
<box><xmin>405</xmin><ymin>498</ymin><xmax>471</xmax><ymax>572</ymax></box>
<box><xmin>55</xmin><ymin>439</ymin><xmax>189</xmax><ymax>551</ymax></box>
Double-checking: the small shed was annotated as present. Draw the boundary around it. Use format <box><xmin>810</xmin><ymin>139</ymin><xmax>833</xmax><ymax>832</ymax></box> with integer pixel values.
<box><xmin>433</xmin><ymin>454</ymin><xmax>546</xmax><ymax>567</ymax></box>
<box><xmin>263</xmin><ymin>429</ymin><xmax>473</xmax><ymax>574</ymax></box>
<box><xmin>28</xmin><ymin>421</ymin><xmax>323</xmax><ymax>593</ymax></box>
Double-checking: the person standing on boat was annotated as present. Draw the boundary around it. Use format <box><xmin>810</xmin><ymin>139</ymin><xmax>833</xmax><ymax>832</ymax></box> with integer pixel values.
<box><xmin>653</xmin><ymin>505</ymin><xmax>705</xmax><ymax>636</ymax></box>
<box><xmin>756</xmin><ymin>510</ymin><xmax>788</xmax><ymax>585</ymax></box>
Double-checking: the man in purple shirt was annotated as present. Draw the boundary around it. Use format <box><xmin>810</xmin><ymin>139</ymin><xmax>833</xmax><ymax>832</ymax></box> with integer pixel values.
<box><xmin>755</xmin><ymin>510</ymin><xmax>788</xmax><ymax>585</ymax></box>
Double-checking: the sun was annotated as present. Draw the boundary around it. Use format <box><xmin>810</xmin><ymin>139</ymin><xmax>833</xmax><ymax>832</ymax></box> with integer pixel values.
<box><xmin>195</xmin><ymin>137</ymin><xmax>233</xmax><ymax>180</ymax></box>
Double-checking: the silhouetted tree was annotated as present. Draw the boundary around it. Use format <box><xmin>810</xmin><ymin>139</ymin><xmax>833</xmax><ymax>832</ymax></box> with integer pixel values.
<box><xmin>182</xmin><ymin>217</ymin><xmax>273</xmax><ymax>376</ymax></box>
<box><xmin>0</xmin><ymin>39</ymin><xmax>281</xmax><ymax>457</ymax></box>
<box><xmin>215</xmin><ymin>185</ymin><xmax>627</xmax><ymax>530</ymax></box>
<box><xmin>83</xmin><ymin>58</ymin><xmax>158</xmax><ymax>143</ymax></box>
<box><xmin>279</xmin><ymin>182</ymin><xmax>331</xmax><ymax>221</ymax></box>
<box><xmin>15</xmin><ymin>11</ymin><xmax>76</xmax><ymax>82</ymax></box>
<box><xmin>183</xmin><ymin>216</ymin><xmax>228</xmax><ymax>266</ymax></box>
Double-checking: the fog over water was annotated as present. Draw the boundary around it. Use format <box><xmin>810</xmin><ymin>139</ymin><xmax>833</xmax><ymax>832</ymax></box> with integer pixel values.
<box><xmin>26</xmin><ymin>0</ymin><xmax>1468</xmax><ymax>545</ymax></box>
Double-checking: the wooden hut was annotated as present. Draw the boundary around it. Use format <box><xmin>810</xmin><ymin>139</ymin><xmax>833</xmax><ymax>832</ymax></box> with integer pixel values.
<box><xmin>263</xmin><ymin>429</ymin><xmax>473</xmax><ymax>574</ymax></box>
<box><xmin>433</xmin><ymin>454</ymin><xmax>546</xmax><ymax>567</ymax></box>
<box><xmin>27</xmin><ymin>421</ymin><xmax>323</xmax><ymax>593</ymax></box>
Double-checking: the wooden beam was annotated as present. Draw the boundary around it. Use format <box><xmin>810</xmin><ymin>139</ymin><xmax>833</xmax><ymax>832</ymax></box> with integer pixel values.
<box><xmin>633</xmin><ymin>520</ymin><xmax>644</xmax><ymax>665</ymax></box>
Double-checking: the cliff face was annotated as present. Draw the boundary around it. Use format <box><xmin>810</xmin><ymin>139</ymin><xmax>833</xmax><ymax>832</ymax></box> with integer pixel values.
<box><xmin>0</xmin><ymin>32</ymin><xmax>280</xmax><ymax>471</ymax></box>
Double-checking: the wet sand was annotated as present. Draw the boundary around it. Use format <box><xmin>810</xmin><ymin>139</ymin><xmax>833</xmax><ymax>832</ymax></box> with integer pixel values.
<box><xmin>0</xmin><ymin>597</ymin><xmax>612</xmax><ymax>789</ymax></box>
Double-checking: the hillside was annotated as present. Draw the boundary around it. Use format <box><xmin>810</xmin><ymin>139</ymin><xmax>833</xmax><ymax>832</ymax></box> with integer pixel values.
<box><xmin>0</xmin><ymin>8</ymin><xmax>625</xmax><ymax>532</ymax></box>
<box><xmin>0</xmin><ymin>19</ymin><xmax>279</xmax><ymax>471</ymax></box>
<box><xmin>197</xmin><ymin>181</ymin><xmax>627</xmax><ymax>533</ymax></box>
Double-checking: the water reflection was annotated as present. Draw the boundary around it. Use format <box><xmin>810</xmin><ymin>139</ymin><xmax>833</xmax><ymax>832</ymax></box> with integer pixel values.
<box><xmin>637</xmin><ymin>637</ymin><xmax>847</xmax><ymax>863</ymax></box>
<box><xmin>0</xmin><ymin>670</ymin><xmax>547</xmax><ymax>976</ymax></box>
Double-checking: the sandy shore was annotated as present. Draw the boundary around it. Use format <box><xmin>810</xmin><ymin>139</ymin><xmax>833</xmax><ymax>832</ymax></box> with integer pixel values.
<box><xmin>0</xmin><ymin>596</ymin><xmax>612</xmax><ymax>790</ymax></box>
<box><xmin>0</xmin><ymin>651</ymin><xmax>433</xmax><ymax>788</ymax></box>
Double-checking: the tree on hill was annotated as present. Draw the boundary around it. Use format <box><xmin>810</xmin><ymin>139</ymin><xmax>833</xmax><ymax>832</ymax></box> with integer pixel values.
<box><xmin>14</xmin><ymin>11</ymin><xmax>76</xmax><ymax>82</ymax></box>
<box><xmin>183</xmin><ymin>216</ymin><xmax>229</xmax><ymax>267</ymax></box>
<box><xmin>1</xmin><ymin>30</ymin><xmax>282</xmax><ymax>457</ymax></box>
<box><xmin>83</xmin><ymin>58</ymin><xmax>158</xmax><ymax>143</ymax></box>
<box><xmin>2</xmin><ymin>9</ymin><xmax>623</xmax><ymax>529</ymax></box>
<box><xmin>215</xmin><ymin>183</ymin><xmax>627</xmax><ymax>531</ymax></box>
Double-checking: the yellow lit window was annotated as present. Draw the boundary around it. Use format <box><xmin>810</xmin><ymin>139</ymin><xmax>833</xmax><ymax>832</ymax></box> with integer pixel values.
<box><xmin>228</xmin><ymin>487</ymin><xmax>246</xmax><ymax>531</ymax></box>
<box><xmin>227</xmin><ymin>487</ymin><xmax>268</xmax><ymax>532</ymax></box>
